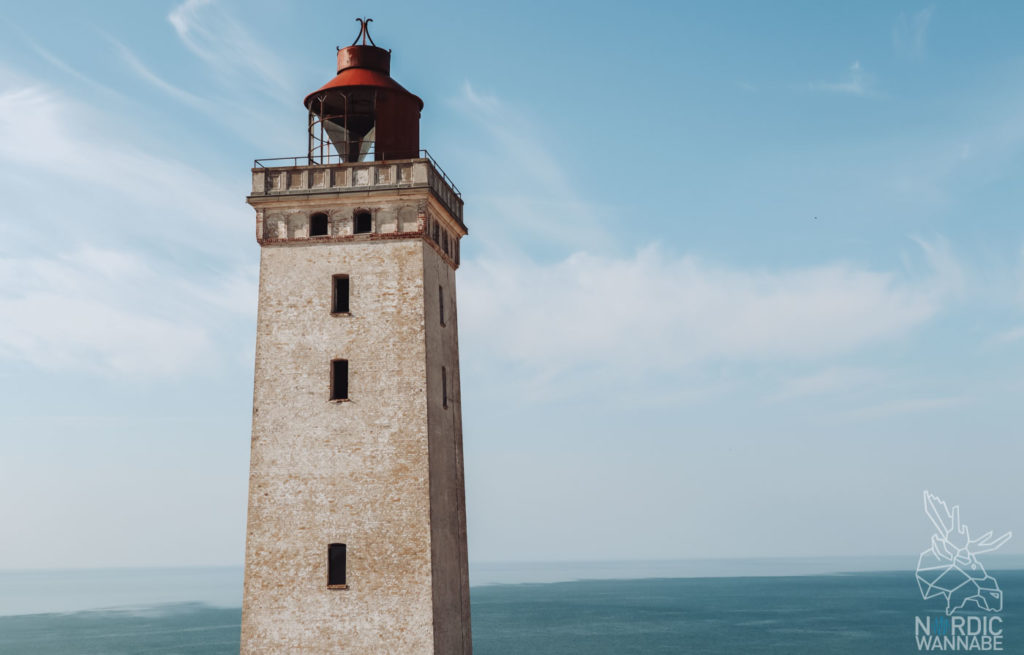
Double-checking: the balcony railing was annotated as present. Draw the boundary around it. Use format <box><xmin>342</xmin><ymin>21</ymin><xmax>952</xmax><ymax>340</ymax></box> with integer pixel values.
<box><xmin>253</xmin><ymin>148</ymin><xmax>461</xmax><ymax>198</ymax></box>
<box><xmin>250</xmin><ymin>150</ymin><xmax>463</xmax><ymax>224</ymax></box>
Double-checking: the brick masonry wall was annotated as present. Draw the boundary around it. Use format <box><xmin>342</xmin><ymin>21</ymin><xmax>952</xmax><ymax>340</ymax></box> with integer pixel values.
<box><xmin>240</xmin><ymin>230</ymin><xmax>469</xmax><ymax>653</ymax></box>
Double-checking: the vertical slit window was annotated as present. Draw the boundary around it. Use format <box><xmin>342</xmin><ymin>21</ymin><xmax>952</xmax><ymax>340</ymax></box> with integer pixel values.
<box><xmin>331</xmin><ymin>359</ymin><xmax>349</xmax><ymax>401</ymax></box>
<box><xmin>438</xmin><ymin>286</ymin><xmax>445</xmax><ymax>326</ymax></box>
<box><xmin>442</xmin><ymin>366</ymin><xmax>448</xmax><ymax>409</ymax></box>
<box><xmin>328</xmin><ymin>543</ymin><xmax>347</xmax><ymax>587</ymax></box>
<box><xmin>332</xmin><ymin>275</ymin><xmax>350</xmax><ymax>314</ymax></box>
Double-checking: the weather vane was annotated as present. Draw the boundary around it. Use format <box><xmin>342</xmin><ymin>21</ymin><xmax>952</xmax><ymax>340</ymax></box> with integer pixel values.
<box><xmin>353</xmin><ymin>17</ymin><xmax>376</xmax><ymax>47</ymax></box>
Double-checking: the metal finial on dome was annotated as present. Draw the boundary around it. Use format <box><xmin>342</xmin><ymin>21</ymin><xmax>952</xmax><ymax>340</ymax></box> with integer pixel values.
<box><xmin>352</xmin><ymin>17</ymin><xmax>376</xmax><ymax>47</ymax></box>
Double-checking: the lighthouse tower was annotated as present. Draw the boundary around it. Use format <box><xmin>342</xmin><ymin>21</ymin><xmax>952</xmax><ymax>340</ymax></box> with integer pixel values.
<box><xmin>240</xmin><ymin>20</ymin><xmax>471</xmax><ymax>654</ymax></box>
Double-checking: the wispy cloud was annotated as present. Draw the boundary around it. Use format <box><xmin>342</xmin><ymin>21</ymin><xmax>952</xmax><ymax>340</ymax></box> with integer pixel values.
<box><xmin>168</xmin><ymin>0</ymin><xmax>291</xmax><ymax>100</ymax></box>
<box><xmin>910</xmin><ymin>235</ymin><xmax>966</xmax><ymax>298</ymax></box>
<box><xmin>102</xmin><ymin>33</ymin><xmax>295</xmax><ymax>152</ymax></box>
<box><xmin>454</xmin><ymin>84</ymin><xmax>962</xmax><ymax>399</ymax></box>
<box><xmin>810</xmin><ymin>61</ymin><xmax>873</xmax><ymax>96</ymax></box>
<box><xmin>0</xmin><ymin>73</ymin><xmax>256</xmax><ymax>377</ymax></box>
<box><xmin>768</xmin><ymin>367</ymin><xmax>884</xmax><ymax>402</ymax></box>
<box><xmin>893</xmin><ymin>7</ymin><xmax>935</xmax><ymax>59</ymax></box>
<box><xmin>0</xmin><ymin>247</ymin><xmax>254</xmax><ymax>376</ymax></box>
<box><xmin>461</xmin><ymin>239</ymin><xmax>957</xmax><ymax>383</ymax></box>
<box><xmin>458</xmin><ymin>82</ymin><xmax>572</xmax><ymax>197</ymax></box>
<box><xmin>19</xmin><ymin>35</ymin><xmax>124</xmax><ymax>100</ymax></box>
<box><xmin>990</xmin><ymin>325</ymin><xmax>1024</xmax><ymax>346</ymax></box>
<box><xmin>452</xmin><ymin>82</ymin><xmax>614</xmax><ymax>253</ymax></box>
<box><xmin>107</xmin><ymin>36</ymin><xmax>210</xmax><ymax>111</ymax></box>
<box><xmin>0</xmin><ymin>79</ymin><xmax>244</xmax><ymax>253</ymax></box>
<box><xmin>842</xmin><ymin>395</ymin><xmax>967</xmax><ymax>420</ymax></box>
<box><xmin>461</xmin><ymin>82</ymin><xmax>500</xmax><ymax>112</ymax></box>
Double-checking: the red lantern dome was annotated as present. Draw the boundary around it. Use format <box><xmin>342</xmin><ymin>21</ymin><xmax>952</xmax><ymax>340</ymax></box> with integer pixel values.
<box><xmin>304</xmin><ymin>19</ymin><xmax>422</xmax><ymax>163</ymax></box>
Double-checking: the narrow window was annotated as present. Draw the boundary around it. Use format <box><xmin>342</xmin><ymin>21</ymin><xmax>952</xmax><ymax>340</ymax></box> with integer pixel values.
<box><xmin>438</xmin><ymin>285</ymin><xmax>445</xmax><ymax>326</ymax></box>
<box><xmin>330</xmin><ymin>359</ymin><xmax>349</xmax><ymax>401</ymax></box>
<box><xmin>310</xmin><ymin>212</ymin><xmax>329</xmax><ymax>237</ymax></box>
<box><xmin>442</xmin><ymin>231</ymin><xmax>449</xmax><ymax>255</ymax></box>
<box><xmin>431</xmin><ymin>222</ymin><xmax>439</xmax><ymax>243</ymax></box>
<box><xmin>354</xmin><ymin>211</ymin><xmax>372</xmax><ymax>234</ymax></box>
<box><xmin>442</xmin><ymin>366</ymin><xmax>448</xmax><ymax>409</ymax></box>
<box><xmin>328</xmin><ymin>543</ymin><xmax>347</xmax><ymax>587</ymax></box>
<box><xmin>332</xmin><ymin>275</ymin><xmax>350</xmax><ymax>314</ymax></box>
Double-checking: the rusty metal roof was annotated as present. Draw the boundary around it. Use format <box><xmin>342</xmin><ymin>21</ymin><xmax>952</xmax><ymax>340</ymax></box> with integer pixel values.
<box><xmin>304</xmin><ymin>67</ymin><xmax>423</xmax><ymax>111</ymax></box>
<box><xmin>303</xmin><ymin>18</ymin><xmax>423</xmax><ymax>111</ymax></box>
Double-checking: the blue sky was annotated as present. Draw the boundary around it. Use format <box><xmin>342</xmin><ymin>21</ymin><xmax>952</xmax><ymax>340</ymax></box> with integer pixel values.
<box><xmin>0</xmin><ymin>1</ymin><xmax>1022</xmax><ymax>569</ymax></box>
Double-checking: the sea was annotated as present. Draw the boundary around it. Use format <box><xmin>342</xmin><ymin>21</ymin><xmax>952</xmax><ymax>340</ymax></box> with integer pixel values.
<box><xmin>2</xmin><ymin>558</ymin><xmax>1022</xmax><ymax>654</ymax></box>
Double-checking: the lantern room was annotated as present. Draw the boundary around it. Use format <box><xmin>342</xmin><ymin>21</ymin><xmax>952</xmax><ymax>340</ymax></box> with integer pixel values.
<box><xmin>304</xmin><ymin>18</ymin><xmax>423</xmax><ymax>164</ymax></box>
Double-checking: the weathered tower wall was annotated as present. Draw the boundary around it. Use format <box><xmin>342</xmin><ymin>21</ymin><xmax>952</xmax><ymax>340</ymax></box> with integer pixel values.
<box><xmin>241</xmin><ymin>159</ymin><xmax>470</xmax><ymax>653</ymax></box>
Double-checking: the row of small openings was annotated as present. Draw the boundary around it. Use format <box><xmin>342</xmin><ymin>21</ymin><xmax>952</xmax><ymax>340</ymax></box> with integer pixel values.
<box><xmin>330</xmin><ymin>359</ymin><xmax>451</xmax><ymax>409</ymax></box>
<box><xmin>334</xmin><ymin>276</ymin><xmax>445</xmax><ymax>326</ymax></box>
<box><xmin>425</xmin><ymin>217</ymin><xmax>459</xmax><ymax>263</ymax></box>
<box><xmin>309</xmin><ymin>210</ymin><xmax>373</xmax><ymax>237</ymax></box>
<box><xmin>328</xmin><ymin>285</ymin><xmax>449</xmax><ymax>402</ymax></box>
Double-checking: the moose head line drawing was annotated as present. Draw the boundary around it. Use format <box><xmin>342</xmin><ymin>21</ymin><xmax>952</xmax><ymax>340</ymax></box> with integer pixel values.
<box><xmin>916</xmin><ymin>491</ymin><xmax>1012</xmax><ymax>616</ymax></box>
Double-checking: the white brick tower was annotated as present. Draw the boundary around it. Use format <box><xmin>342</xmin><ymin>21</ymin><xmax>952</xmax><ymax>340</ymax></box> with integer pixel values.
<box><xmin>240</xmin><ymin>20</ymin><xmax>471</xmax><ymax>654</ymax></box>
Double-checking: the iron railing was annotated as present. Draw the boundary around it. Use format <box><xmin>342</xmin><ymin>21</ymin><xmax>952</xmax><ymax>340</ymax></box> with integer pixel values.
<box><xmin>253</xmin><ymin>148</ymin><xmax>461</xmax><ymax>198</ymax></box>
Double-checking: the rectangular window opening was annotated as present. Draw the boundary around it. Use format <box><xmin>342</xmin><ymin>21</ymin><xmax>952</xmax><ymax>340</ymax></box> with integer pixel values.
<box><xmin>310</xmin><ymin>212</ymin><xmax>329</xmax><ymax>237</ymax></box>
<box><xmin>332</xmin><ymin>275</ymin><xmax>350</xmax><ymax>314</ymax></box>
<box><xmin>330</xmin><ymin>359</ymin><xmax>349</xmax><ymax>401</ymax></box>
<box><xmin>442</xmin><ymin>366</ymin><xmax>448</xmax><ymax>409</ymax></box>
<box><xmin>354</xmin><ymin>211</ymin><xmax>372</xmax><ymax>234</ymax></box>
<box><xmin>328</xmin><ymin>543</ymin><xmax>347</xmax><ymax>587</ymax></box>
<box><xmin>438</xmin><ymin>285</ymin><xmax>445</xmax><ymax>326</ymax></box>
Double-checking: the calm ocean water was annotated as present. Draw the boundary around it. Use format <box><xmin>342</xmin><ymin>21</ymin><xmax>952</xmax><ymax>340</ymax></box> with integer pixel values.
<box><xmin>1</xmin><ymin>563</ymin><xmax>1022</xmax><ymax>653</ymax></box>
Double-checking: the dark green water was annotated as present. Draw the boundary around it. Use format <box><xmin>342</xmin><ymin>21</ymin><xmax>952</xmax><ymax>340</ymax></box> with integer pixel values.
<box><xmin>2</xmin><ymin>572</ymin><xmax>1021</xmax><ymax>654</ymax></box>
<box><xmin>472</xmin><ymin>572</ymin><xmax>1024</xmax><ymax>654</ymax></box>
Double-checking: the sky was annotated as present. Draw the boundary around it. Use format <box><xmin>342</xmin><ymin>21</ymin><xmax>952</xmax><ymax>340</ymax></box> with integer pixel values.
<box><xmin>0</xmin><ymin>0</ymin><xmax>1022</xmax><ymax>570</ymax></box>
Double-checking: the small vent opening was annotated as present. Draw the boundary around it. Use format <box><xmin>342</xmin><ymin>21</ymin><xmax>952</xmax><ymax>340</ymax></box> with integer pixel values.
<box><xmin>442</xmin><ymin>366</ymin><xmax>448</xmax><ymax>409</ymax></box>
